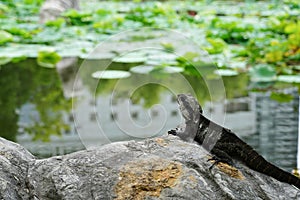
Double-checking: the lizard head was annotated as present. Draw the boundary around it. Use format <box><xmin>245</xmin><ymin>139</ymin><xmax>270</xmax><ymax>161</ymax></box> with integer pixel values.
<box><xmin>170</xmin><ymin>93</ymin><xmax>202</xmax><ymax>142</ymax></box>
<box><xmin>177</xmin><ymin>94</ymin><xmax>203</xmax><ymax>122</ymax></box>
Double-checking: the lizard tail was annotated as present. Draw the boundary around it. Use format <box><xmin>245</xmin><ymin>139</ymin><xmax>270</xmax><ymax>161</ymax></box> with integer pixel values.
<box><xmin>246</xmin><ymin>150</ymin><xmax>300</xmax><ymax>189</ymax></box>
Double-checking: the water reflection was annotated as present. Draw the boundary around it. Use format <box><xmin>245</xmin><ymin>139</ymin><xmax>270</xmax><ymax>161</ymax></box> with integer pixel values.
<box><xmin>245</xmin><ymin>88</ymin><xmax>299</xmax><ymax>172</ymax></box>
<box><xmin>0</xmin><ymin>58</ymin><xmax>299</xmax><ymax>172</ymax></box>
<box><xmin>0</xmin><ymin>59</ymin><xmax>71</xmax><ymax>142</ymax></box>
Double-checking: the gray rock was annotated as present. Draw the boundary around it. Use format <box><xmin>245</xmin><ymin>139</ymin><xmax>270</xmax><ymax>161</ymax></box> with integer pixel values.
<box><xmin>0</xmin><ymin>137</ymin><xmax>34</xmax><ymax>200</ymax></box>
<box><xmin>0</xmin><ymin>136</ymin><xmax>299</xmax><ymax>199</ymax></box>
<box><xmin>39</xmin><ymin>0</ymin><xmax>80</xmax><ymax>23</ymax></box>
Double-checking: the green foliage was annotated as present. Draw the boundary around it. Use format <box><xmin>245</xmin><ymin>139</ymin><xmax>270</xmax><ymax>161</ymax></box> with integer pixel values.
<box><xmin>0</xmin><ymin>3</ymin><xmax>9</xmax><ymax>17</ymax></box>
<box><xmin>0</xmin><ymin>30</ymin><xmax>13</xmax><ymax>45</ymax></box>
<box><xmin>28</xmin><ymin>28</ymin><xmax>63</xmax><ymax>44</ymax></box>
<box><xmin>37</xmin><ymin>49</ymin><xmax>61</xmax><ymax>68</ymax></box>
<box><xmin>62</xmin><ymin>9</ymin><xmax>93</xmax><ymax>25</ymax></box>
<box><xmin>5</xmin><ymin>26</ymin><xmax>32</xmax><ymax>39</ymax></box>
<box><xmin>206</xmin><ymin>17</ymin><xmax>254</xmax><ymax>44</ymax></box>
<box><xmin>24</xmin><ymin>0</ymin><xmax>42</xmax><ymax>4</ymax></box>
<box><xmin>249</xmin><ymin>64</ymin><xmax>277</xmax><ymax>82</ymax></box>
<box><xmin>93</xmin><ymin>15</ymin><xmax>124</xmax><ymax>32</ymax></box>
<box><xmin>204</xmin><ymin>38</ymin><xmax>227</xmax><ymax>54</ymax></box>
<box><xmin>95</xmin><ymin>8</ymin><xmax>112</xmax><ymax>17</ymax></box>
<box><xmin>45</xmin><ymin>18</ymin><xmax>66</xmax><ymax>28</ymax></box>
<box><xmin>125</xmin><ymin>2</ymin><xmax>177</xmax><ymax>27</ymax></box>
<box><xmin>161</xmin><ymin>42</ymin><xmax>175</xmax><ymax>52</ymax></box>
<box><xmin>0</xmin><ymin>0</ymin><xmax>299</xmax><ymax>84</ymax></box>
<box><xmin>284</xmin><ymin>0</ymin><xmax>300</xmax><ymax>9</ymax></box>
<box><xmin>270</xmin><ymin>92</ymin><xmax>294</xmax><ymax>103</ymax></box>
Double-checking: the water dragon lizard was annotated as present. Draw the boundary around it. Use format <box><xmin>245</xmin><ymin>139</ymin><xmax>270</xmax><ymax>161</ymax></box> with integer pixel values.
<box><xmin>168</xmin><ymin>93</ymin><xmax>300</xmax><ymax>189</ymax></box>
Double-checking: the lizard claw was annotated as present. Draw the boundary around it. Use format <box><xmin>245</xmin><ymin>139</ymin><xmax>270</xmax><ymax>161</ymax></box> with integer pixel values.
<box><xmin>207</xmin><ymin>156</ymin><xmax>232</xmax><ymax>170</ymax></box>
<box><xmin>207</xmin><ymin>156</ymin><xmax>220</xmax><ymax>170</ymax></box>
<box><xmin>168</xmin><ymin>129</ymin><xmax>177</xmax><ymax>135</ymax></box>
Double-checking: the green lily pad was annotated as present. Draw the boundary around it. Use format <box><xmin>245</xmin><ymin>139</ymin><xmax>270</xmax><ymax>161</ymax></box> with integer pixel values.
<box><xmin>130</xmin><ymin>65</ymin><xmax>154</xmax><ymax>74</ymax></box>
<box><xmin>215</xmin><ymin>69</ymin><xmax>238</xmax><ymax>76</ymax></box>
<box><xmin>249</xmin><ymin>64</ymin><xmax>276</xmax><ymax>82</ymax></box>
<box><xmin>0</xmin><ymin>44</ymin><xmax>46</xmax><ymax>58</ymax></box>
<box><xmin>147</xmin><ymin>53</ymin><xmax>177</xmax><ymax>61</ymax></box>
<box><xmin>161</xmin><ymin>42</ymin><xmax>175</xmax><ymax>52</ymax></box>
<box><xmin>145</xmin><ymin>59</ymin><xmax>178</xmax><ymax>66</ymax></box>
<box><xmin>113</xmin><ymin>56</ymin><xmax>147</xmax><ymax>63</ymax></box>
<box><xmin>130</xmin><ymin>65</ymin><xmax>183</xmax><ymax>74</ymax></box>
<box><xmin>113</xmin><ymin>52</ymin><xmax>147</xmax><ymax>63</ymax></box>
<box><xmin>0</xmin><ymin>30</ymin><xmax>13</xmax><ymax>45</ymax></box>
<box><xmin>227</xmin><ymin>61</ymin><xmax>247</xmax><ymax>69</ymax></box>
<box><xmin>56</xmin><ymin>41</ymin><xmax>95</xmax><ymax>58</ymax></box>
<box><xmin>37</xmin><ymin>49</ymin><xmax>61</xmax><ymax>68</ymax></box>
<box><xmin>277</xmin><ymin>75</ymin><xmax>300</xmax><ymax>83</ymax></box>
<box><xmin>45</xmin><ymin>18</ymin><xmax>66</xmax><ymax>28</ymax></box>
<box><xmin>91</xmin><ymin>70</ymin><xmax>131</xmax><ymax>79</ymax></box>
<box><xmin>204</xmin><ymin>38</ymin><xmax>227</xmax><ymax>54</ymax></box>
<box><xmin>163</xmin><ymin>66</ymin><xmax>184</xmax><ymax>73</ymax></box>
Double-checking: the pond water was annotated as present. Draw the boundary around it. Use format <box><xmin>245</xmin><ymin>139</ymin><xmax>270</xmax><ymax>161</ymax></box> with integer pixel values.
<box><xmin>1</xmin><ymin>57</ymin><xmax>299</xmax><ymax>172</ymax></box>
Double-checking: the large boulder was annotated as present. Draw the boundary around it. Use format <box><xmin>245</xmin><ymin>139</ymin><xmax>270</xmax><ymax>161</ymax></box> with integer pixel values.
<box><xmin>0</xmin><ymin>137</ymin><xmax>35</xmax><ymax>199</ymax></box>
<box><xmin>0</xmin><ymin>136</ymin><xmax>299</xmax><ymax>199</ymax></box>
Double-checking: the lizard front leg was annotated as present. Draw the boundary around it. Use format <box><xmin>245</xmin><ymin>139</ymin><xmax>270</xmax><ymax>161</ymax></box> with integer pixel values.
<box><xmin>208</xmin><ymin>148</ymin><xmax>234</xmax><ymax>170</ymax></box>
